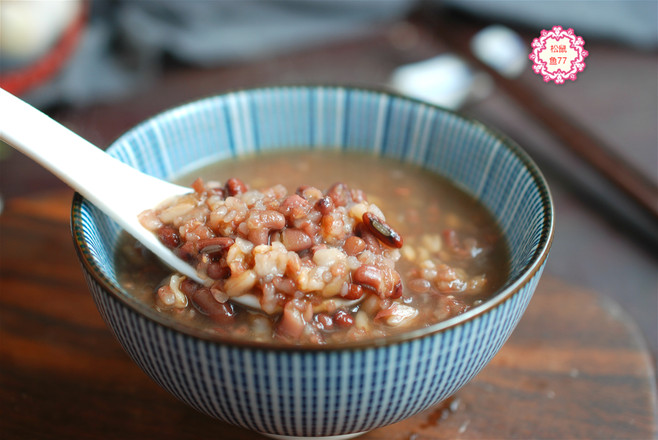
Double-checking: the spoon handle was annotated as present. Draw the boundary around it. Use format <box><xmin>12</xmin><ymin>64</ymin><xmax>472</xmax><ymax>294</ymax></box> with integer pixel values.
<box><xmin>0</xmin><ymin>88</ymin><xmax>188</xmax><ymax>216</ymax></box>
<box><xmin>0</xmin><ymin>88</ymin><xmax>207</xmax><ymax>284</ymax></box>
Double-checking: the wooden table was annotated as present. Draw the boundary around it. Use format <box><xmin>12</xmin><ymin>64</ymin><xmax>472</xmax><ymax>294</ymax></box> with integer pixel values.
<box><xmin>1</xmin><ymin>190</ymin><xmax>656</xmax><ymax>439</ymax></box>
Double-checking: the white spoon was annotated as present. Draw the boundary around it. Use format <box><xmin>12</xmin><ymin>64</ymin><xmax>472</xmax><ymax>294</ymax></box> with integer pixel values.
<box><xmin>0</xmin><ymin>88</ymin><xmax>363</xmax><ymax>314</ymax></box>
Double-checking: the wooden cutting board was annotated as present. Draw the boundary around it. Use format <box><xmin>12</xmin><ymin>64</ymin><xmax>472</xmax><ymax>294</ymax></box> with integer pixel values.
<box><xmin>1</xmin><ymin>191</ymin><xmax>656</xmax><ymax>439</ymax></box>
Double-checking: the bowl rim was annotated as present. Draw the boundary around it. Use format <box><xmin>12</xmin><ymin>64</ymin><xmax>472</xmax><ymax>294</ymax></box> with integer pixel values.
<box><xmin>71</xmin><ymin>84</ymin><xmax>554</xmax><ymax>352</ymax></box>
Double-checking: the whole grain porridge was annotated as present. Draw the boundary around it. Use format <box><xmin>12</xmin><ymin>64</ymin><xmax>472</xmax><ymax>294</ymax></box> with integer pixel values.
<box><xmin>116</xmin><ymin>150</ymin><xmax>509</xmax><ymax>345</ymax></box>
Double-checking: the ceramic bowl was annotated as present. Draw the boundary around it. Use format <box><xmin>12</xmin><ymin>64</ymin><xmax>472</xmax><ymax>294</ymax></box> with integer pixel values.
<box><xmin>71</xmin><ymin>86</ymin><xmax>553</xmax><ymax>439</ymax></box>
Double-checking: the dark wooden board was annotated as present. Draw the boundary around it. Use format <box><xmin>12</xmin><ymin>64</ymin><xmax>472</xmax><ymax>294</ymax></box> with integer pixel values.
<box><xmin>1</xmin><ymin>190</ymin><xmax>656</xmax><ymax>439</ymax></box>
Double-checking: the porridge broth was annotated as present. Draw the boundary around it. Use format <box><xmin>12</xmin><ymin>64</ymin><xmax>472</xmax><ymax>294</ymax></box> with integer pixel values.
<box><xmin>117</xmin><ymin>150</ymin><xmax>509</xmax><ymax>344</ymax></box>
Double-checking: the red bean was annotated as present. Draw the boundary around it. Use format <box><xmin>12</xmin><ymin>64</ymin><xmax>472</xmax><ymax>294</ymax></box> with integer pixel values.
<box><xmin>333</xmin><ymin>310</ymin><xmax>354</xmax><ymax>327</ymax></box>
<box><xmin>362</xmin><ymin>212</ymin><xmax>403</xmax><ymax>248</ymax></box>
<box><xmin>344</xmin><ymin>283</ymin><xmax>364</xmax><ymax>300</ymax></box>
<box><xmin>354</xmin><ymin>222</ymin><xmax>381</xmax><ymax>249</ymax></box>
<box><xmin>315</xmin><ymin>196</ymin><xmax>334</xmax><ymax>215</ymax></box>
<box><xmin>352</xmin><ymin>265</ymin><xmax>402</xmax><ymax>298</ymax></box>
<box><xmin>247</xmin><ymin>228</ymin><xmax>270</xmax><ymax>245</ymax></box>
<box><xmin>191</xmin><ymin>288</ymin><xmax>236</xmax><ymax>324</ymax></box>
<box><xmin>281</xmin><ymin>228</ymin><xmax>313</xmax><ymax>252</ymax></box>
<box><xmin>225</xmin><ymin>178</ymin><xmax>247</xmax><ymax>196</ymax></box>
<box><xmin>207</xmin><ymin>261</ymin><xmax>230</xmax><ymax>280</ymax></box>
<box><xmin>180</xmin><ymin>278</ymin><xmax>200</xmax><ymax>297</ymax></box>
<box><xmin>175</xmin><ymin>241</ymin><xmax>197</xmax><ymax>261</ymax></box>
<box><xmin>343</xmin><ymin>236</ymin><xmax>366</xmax><ymax>256</ymax></box>
<box><xmin>197</xmin><ymin>237</ymin><xmax>235</xmax><ymax>254</ymax></box>
<box><xmin>316</xmin><ymin>313</ymin><xmax>334</xmax><ymax>330</ymax></box>
<box><xmin>157</xmin><ymin>226</ymin><xmax>180</xmax><ymax>249</ymax></box>
<box><xmin>353</xmin><ymin>265</ymin><xmax>383</xmax><ymax>292</ymax></box>
<box><xmin>280</xmin><ymin>195</ymin><xmax>310</xmax><ymax>220</ymax></box>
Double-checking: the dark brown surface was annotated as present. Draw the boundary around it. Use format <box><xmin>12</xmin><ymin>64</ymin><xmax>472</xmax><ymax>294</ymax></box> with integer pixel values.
<box><xmin>0</xmin><ymin>190</ymin><xmax>655</xmax><ymax>439</ymax></box>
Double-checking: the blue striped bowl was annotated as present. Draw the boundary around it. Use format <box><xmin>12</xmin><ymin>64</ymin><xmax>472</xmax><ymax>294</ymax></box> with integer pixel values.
<box><xmin>72</xmin><ymin>86</ymin><xmax>553</xmax><ymax>439</ymax></box>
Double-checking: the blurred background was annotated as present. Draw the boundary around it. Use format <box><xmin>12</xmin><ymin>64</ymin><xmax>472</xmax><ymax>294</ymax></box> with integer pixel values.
<box><xmin>1</xmin><ymin>0</ymin><xmax>656</xmax><ymax>361</ymax></box>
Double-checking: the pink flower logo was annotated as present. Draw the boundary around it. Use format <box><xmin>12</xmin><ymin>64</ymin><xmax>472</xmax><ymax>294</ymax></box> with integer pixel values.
<box><xmin>529</xmin><ymin>26</ymin><xmax>588</xmax><ymax>84</ymax></box>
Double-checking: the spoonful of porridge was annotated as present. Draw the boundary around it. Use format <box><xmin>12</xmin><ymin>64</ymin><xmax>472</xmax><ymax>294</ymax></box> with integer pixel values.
<box><xmin>0</xmin><ymin>89</ymin><xmax>405</xmax><ymax>319</ymax></box>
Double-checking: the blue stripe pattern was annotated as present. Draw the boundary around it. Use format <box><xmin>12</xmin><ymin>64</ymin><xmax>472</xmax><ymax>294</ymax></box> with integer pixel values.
<box><xmin>72</xmin><ymin>86</ymin><xmax>552</xmax><ymax>438</ymax></box>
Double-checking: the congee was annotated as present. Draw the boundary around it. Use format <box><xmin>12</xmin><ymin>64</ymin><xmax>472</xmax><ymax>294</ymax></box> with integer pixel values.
<box><xmin>117</xmin><ymin>150</ymin><xmax>509</xmax><ymax>344</ymax></box>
